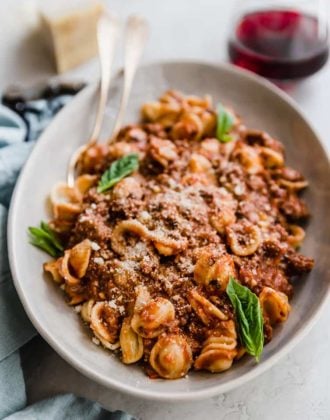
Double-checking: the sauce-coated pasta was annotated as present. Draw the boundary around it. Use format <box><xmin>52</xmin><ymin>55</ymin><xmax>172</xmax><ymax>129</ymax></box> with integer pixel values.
<box><xmin>43</xmin><ymin>90</ymin><xmax>314</xmax><ymax>379</ymax></box>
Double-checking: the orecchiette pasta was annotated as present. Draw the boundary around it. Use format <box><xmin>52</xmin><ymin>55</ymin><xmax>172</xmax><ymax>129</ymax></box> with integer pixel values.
<box><xmin>189</xmin><ymin>154</ymin><xmax>217</xmax><ymax>185</ymax></box>
<box><xmin>152</xmin><ymin>233</ymin><xmax>188</xmax><ymax>256</ymax></box>
<box><xmin>172</xmin><ymin>112</ymin><xmax>205</xmax><ymax>141</ymax></box>
<box><xmin>259</xmin><ymin>146</ymin><xmax>284</xmax><ymax>168</ymax></box>
<box><xmin>198</xmin><ymin>138</ymin><xmax>220</xmax><ymax>159</ymax></box>
<box><xmin>90</xmin><ymin>302</ymin><xmax>120</xmax><ymax>350</ymax></box>
<box><xmin>64</xmin><ymin>283</ymin><xmax>87</xmax><ymax>305</ymax></box>
<box><xmin>150</xmin><ymin>334</ymin><xmax>192</xmax><ymax>379</ymax></box>
<box><xmin>120</xmin><ymin>318</ymin><xmax>144</xmax><ymax>364</ymax></box>
<box><xmin>210</xmin><ymin>210</ymin><xmax>236</xmax><ymax>234</ymax></box>
<box><xmin>232</xmin><ymin>143</ymin><xmax>263</xmax><ymax>174</ymax></box>
<box><xmin>59</xmin><ymin>251</ymin><xmax>80</xmax><ymax>286</ymax></box>
<box><xmin>131</xmin><ymin>292</ymin><xmax>175</xmax><ymax>338</ymax></box>
<box><xmin>259</xmin><ymin>287</ymin><xmax>291</xmax><ymax>325</ymax></box>
<box><xmin>209</xmin><ymin>189</ymin><xmax>237</xmax><ymax>234</ymax></box>
<box><xmin>287</xmin><ymin>224</ymin><xmax>305</xmax><ymax>248</ymax></box>
<box><xmin>112</xmin><ymin>177</ymin><xmax>143</xmax><ymax>200</ymax></box>
<box><xmin>50</xmin><ymin>182</ymin><xmax>82</xmax><ymax>221</ymax></box>
<box><xmin>141</xmin><ymin>101</ymin><xmax>181</xmax><ymax>127</ymax></box>
<box><xmin>226</xmin><ymin>221</ymin><xmax>262</xmax><ymax>256</ymax></box>
<box><xmin>194</xmin><ymin>321</ymin><xmax>237</xmax><ymax>373</ymax></box>
<box><xmin>188</xmin><ymin>289</ymin><xmax>228</xmax><ymax>325</ymax></box>
<box><xmin>58</xmin><ymin>240</ymin><xmax>92</xmax><ymax>286</ymax></box>
<box><xmin>75</xmin><ymin>174</ymin><xmax>98</xmax><ymax>194</ymax></box>
<box><xmin>278</xmin><ymin>178</ymin><xmax>309</xmax><ymax>191</ymax></box>
<box><xmin>111</xmin><ymin>220</ymin><xmax>150</xmax><ymax>255</ymax></box>
<box><xmin>111</xmin><ymin>219</ymin><xmax>187</xmax><ymax>257</ymax></box>
<box><xmin>68</xmin><ymin>239</ymin><xmax>91</xmax><ymax>278</ymax></box>
<box><xmin>80</xmin><ymin>299</ymin><xmax>94</xmax><ymax>323</ymax></box>
<box><xmin>194</xmin><ymin>250</ymin><xmax>236</xmax><ymax>292</ymax></box>
<box><xmin>78</xmin><ymin>143</ymin><xmax>108</xmax><ymax>173</ymax></box>
<box><xmin>43</xmin><ymin>258</ymin><xmax>63</xmax><ymax>284</ymax></box>
<box><xmin>40</xmin><ymin>89</ymin><xmax>314</xmax><ymax>379</ymax></box>
<box><xmin>109</xmin><ymin>141</ymin><xmax>140</xmax><ymax>159</ymax></box>
<box><xmin>149</xmin><ymin>136</ymin><xmax>178</xmax><ymax>166</ymax></box>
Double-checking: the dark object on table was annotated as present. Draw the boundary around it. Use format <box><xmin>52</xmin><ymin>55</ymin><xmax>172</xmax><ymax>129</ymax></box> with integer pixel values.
<box><xmin>2</xmin><ymin>81</ymin><xmax>86</xmax><ymax>141</ymax></box>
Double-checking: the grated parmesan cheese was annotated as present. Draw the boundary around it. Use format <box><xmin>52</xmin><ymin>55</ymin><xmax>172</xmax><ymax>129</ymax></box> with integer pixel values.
<box><xmin>91</xmin><ymin>241</ymin><xmax>100</xmax><ymax>251</ymax></box>
<box><xmin>108</xmin><ymin>300</ymin><xmax>117</xmax><ymax>309</ymax></box>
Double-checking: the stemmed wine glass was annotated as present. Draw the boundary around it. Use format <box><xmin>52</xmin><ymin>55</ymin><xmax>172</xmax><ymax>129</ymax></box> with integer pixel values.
<box><xmin>228</xmin><ymin>0</ymin><xmax>329</xmax><ymax>87</ymax></box>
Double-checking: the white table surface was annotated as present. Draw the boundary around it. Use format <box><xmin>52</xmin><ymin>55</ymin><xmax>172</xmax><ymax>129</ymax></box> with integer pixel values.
<box><xmin>1</xmin><ymin>1</ymin><xmax>330</xmax><ymax>419</ymax></box>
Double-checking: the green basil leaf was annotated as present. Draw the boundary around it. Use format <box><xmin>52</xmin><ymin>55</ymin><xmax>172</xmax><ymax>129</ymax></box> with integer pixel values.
<box><xmin>216</xmin><ymin>103</ymin><xmax>234</xmax><ymax>143</ymax></box>
<box><xmin>226</xmin><ymin>277</ymin><xmax>264</xmax><ymax>361</ymax></box>
<box><xmin>97</xmin><ymin>153</ymin><xmax>139</xmax><ymax>193</ymax></box>
<box><xmin>29</xmin><ymin>236</ymin><xmax>58</xmax><ymax>258</ymax></box>
<box><xmin>40</xmin><ymin>221</ymin><xmax>63</xmax><ymax>251</ymax></box>
<box><xmin>28</xmin><ymin>222</ymin><xmax>63</xmax><ymax>258</ymax></box>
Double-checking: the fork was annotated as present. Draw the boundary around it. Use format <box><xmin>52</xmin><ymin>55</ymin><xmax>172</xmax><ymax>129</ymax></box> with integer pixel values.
<box><xmin>67</xmin><ymin>15</ymin><xmax>149</xmax><ymax>187</ymax></box>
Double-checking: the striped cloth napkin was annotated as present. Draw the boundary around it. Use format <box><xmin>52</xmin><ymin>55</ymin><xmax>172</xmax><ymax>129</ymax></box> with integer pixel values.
<box><xmin>0</xmin><ymin>88</ymin><xmax>134</xmax><ymax>420</ymax></box>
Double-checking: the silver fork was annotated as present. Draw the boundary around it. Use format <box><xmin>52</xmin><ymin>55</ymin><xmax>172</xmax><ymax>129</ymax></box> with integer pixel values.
<box><xmin>67</xmin><ymin>13</ymin><xmax>120</xmax><ymax>187</ymax></box>
<box><xmin>67</xmin><ymin>15</ymin><xmax>149</xmax><ymax>186</ymax></box>
<box><xmin>109</xmin><ymin>15</ymin><xmax>149</xmax><ymax>142</ymax></box>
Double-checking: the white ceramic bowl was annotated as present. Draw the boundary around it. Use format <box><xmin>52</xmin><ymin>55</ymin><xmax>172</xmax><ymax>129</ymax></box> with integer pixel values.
<box><xmin>8</xmin><ymin>61</ymin><xmax>330</xmax><ymax>401</ymax></box>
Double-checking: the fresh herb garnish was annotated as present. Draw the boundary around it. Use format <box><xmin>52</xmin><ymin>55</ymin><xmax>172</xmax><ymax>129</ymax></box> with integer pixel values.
<box><xmin>97</xmin><ymin>153</ymin><xmax>139</xmax><ymax>193</ymax></box>
<box><xmin>226</xmin><ymin>277</ymin><xmax>264</xmax><ymax>361</ymax></box>
<box><xmin>28</xmin><ymin>221</ymin><xmax>63</xmax><ymax>258</ymax></box>
<box><xmin>216</xmin><ymin>103</ymin><xmax>234</xmax><ymax>143</ymax></box>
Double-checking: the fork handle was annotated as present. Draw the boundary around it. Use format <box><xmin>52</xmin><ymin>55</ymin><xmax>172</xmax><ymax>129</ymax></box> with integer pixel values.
<box><xmin>109</xmin><ymin>15</ymin><xmax>149</xmax><ymax>142</ymax></box>
<box><xmin>90</xmin><ymin>13</ymin><xmax>120</xmax><ymax>144</ymax></box>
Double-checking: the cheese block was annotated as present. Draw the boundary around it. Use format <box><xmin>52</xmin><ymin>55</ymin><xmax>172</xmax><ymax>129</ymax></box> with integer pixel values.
<box><xmin>40</xmin><ymin>0</ymin><xmax>104</xmax><ymax>73</ymax></box>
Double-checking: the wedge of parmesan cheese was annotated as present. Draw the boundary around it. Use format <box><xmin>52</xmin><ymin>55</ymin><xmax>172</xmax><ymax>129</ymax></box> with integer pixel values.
<box><xmin>40</xmin><ymin>0</ymin><xmax>104</xmax><ymax>73</ymax></box>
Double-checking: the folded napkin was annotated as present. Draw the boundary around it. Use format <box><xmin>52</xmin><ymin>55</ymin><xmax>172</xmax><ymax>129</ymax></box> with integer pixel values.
<box><xmin>0</xmin><ymin>90</ymin><xmax>134</xmax><ymax>420</ymax></box>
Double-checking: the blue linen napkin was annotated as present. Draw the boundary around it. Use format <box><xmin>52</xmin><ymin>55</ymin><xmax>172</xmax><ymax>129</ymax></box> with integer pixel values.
<box><xmin>0</xmin><ymin>94</ymin><xmax>134</xmax><ymax>420</ymax></box>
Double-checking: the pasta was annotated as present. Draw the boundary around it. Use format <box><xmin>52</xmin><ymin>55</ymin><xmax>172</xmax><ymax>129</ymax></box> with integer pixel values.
<box><xmin>259</xmin><ymin>287</ymin><xmax>291</xmax><ymax>326</ymax></box>
<box><xmin>90</xmin><ymin>301</ymin><xmax>120</xmax><ymax>350</ymax></box>
<box><xmin>43</xmin><ymin>259</ymin><xmax>63</xmax><ymax>284</ymax></box>
<box><xmin>194</xmin><ymin>321</ymin><xmax>237</xmax><ymax>373</ymax></box>
<box><xmin>50</xmin><ymin>182</ymin><xmax>82</xmax><ymax>221</ymax></box>
<box><xmin>188</xmin><ymin>289</ymin><xmax>228</xmax><ymax>325</ymax></box>
<box><xmin>194</xmin><ymin>249</ymin><xmax>236</xmax><ymax>291</ymax></box>
<box><xmin>149</xmin><ymin>334</ymin><xmax>192</xmax><ymax>379</ymax></box>
<box><xmin>226</xmin><ymin>221</ymin><xmax>262</xmax><ymax>256</ymax></box>
<box><xmin>120</xmin><ymin>318</ymin><xmax>144</xmax><ymax>364</ymax></box>
<box><xmin>131</xmin><ymin>288</ymin><xmax>175</xmax><ymax>338</ymax></box>
<box><xmin>42</xmin><ymin>90</ymin><xmax>314</xmax><ymax>379</ymax></box>
<box><xmin>80</xmin><ymin>299</ymin><xmax>94</xmax><ymax>323</ymax></box>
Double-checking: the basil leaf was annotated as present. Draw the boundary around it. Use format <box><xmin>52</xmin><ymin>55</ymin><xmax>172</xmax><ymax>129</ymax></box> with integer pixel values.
<box><xmin>40</xmin><ymin>221</ymin><xmax>63</xmax><ymax>251</ymax></box>
<box><xmin>28</xmin><ymin>222</ymin><xmax>63</xmax><ymax>258</ymax></box>
<box><xmin>226</xmin><ymin>277</ymin><xmax>264</xmax><ymax>361</ymax></box>
<box><xmin>216</xmin><ymin>103</ymin><xmax>234</xmax><ymax>143</ymax></box>
<box><xmin>97</xmin><ymin>153</ymin><xmax>139</xmax><ymax>193</ymax></box>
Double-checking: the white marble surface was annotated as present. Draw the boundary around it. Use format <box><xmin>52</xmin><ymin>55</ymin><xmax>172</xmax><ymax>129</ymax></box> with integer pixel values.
<box><xmin>1</xmin><ymin>1</ymin><xmax>330</xmax><ymax>419</ymax></box>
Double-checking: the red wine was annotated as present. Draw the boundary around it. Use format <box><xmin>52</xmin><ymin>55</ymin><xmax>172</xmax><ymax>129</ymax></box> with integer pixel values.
<box><xmin>228</xmin><ymin>9</ymin><xmax>329</xmax><ymax>81</ymax></box>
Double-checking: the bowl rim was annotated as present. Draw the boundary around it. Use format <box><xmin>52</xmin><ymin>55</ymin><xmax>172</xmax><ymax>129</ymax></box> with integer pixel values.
<box><xmin>7</xmin><ymin>59</ymin><xmax>330</xmax><ymax>401</ymax></box>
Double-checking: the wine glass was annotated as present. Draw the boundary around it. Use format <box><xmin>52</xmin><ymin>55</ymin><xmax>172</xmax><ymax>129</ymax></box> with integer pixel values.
<box><xmin>227</xmin><ymin>0</ymin><xmax>329</xmax><ymax>87</ymax></box>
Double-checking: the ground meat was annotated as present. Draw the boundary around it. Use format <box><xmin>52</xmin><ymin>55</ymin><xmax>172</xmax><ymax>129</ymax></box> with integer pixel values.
<box><xmin>279</xmin><ymin>194</ymin><xmax>309</xmax><ymax>221</ymax></box>
<box><xmin>244</xmin><ymin>129</ymin><xmax>284</xmax><ymax>153</ymax></box>
<box><xmin>48</xmin><ymin>90</ymin><xmax>314</xmax><ymax>378</ymax></box>
<box><xmin>272</xmin><ymin>166</ymin><xmax>305</xmax><ymax>182</ymax></box>
<box><xmin>284</xmin><ymin>250</ymin><xmax>315</xmax><ymax>276</ymax></box>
